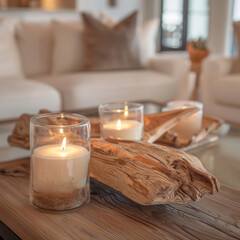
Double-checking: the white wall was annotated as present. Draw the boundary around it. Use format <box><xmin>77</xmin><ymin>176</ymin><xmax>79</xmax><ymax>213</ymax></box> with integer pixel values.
<box><xmin>208</xmin><ymin>0</ymin><xmax>234</xmax><ymax>56</ymax></box>
<box><xmin>77</xmin><ymin>0</ymin><xmax>141</xmax><ymax>21</ymax></box>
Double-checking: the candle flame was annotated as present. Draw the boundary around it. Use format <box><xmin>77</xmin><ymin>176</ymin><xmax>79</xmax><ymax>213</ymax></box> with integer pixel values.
<box><xmin>116</xmin><ymin>120</ymin><xmax>122</xmax><ymax>130</ymax></box>
<box><xmin>124</xmin><ymin>106</ymin><xmax>128</xmax><ymax>117</ymax></box>
<box><xmin>59</xmin><ymin>128</ymin><xmax>63</xmax><ymax>134</ymax></box>
<box><xmin>61</xmin><ymin>137</ymin><xmax>67</xmax><ymax>151</ymax></box>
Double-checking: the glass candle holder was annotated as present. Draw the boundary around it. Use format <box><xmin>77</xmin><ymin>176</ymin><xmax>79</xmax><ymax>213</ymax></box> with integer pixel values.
<box><xmin>29</xmin><ymin>113</ymin><xmax>91</xmax><ymax>213</ymax></box>
<box><xmin>98</xmin><ymin>102</ymin><xmax>144</xmax><ymax>141</ymax></box>
<box><xmin>166</xmin><ymin>100</ymin><xmax>203</xmax><ymax>139</ymax></box>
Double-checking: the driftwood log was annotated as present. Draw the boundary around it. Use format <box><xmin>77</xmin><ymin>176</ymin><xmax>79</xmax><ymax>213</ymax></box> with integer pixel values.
<box><xmin>90</xmin><ymin>108</ymin><xmax>200</xmax><ymax>142</ymax></box>
<box><xmin>8</xmin><ymin>108</ymin><xmax>199</xmax><ymax>149</ymax></box>
<box><xmin>91</xmin><ymin>138</ymin><xmax>219</xmax><ymax>205</ymax></box>
<box><xmin>8</xmin><ymin>111</ymin><xmax>100</xmax><ymax>149</ymax></box>
<box><xmin>143</xmin><ymin>108</ymin><xmax>199</xmax><ymax>143</ymax></box>
<box><xmin>157</xmin><ymin>116</ymin><xmax>223</xmax><ymax>147</ymax></box>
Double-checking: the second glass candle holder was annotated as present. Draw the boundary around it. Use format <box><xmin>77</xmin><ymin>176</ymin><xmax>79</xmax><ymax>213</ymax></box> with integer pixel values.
<box><xmin>98</xmin><ymin>102</ymin><xmax>144</xmax><ymax>141</ymax></box>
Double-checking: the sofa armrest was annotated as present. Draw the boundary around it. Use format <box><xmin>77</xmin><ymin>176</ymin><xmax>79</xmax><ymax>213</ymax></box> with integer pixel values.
<box><xmin>147</xmin><ymin>55</ymin><xmax>192</xmax><ymax>99</ymax></box>
<box><xmin>147</xmin><ymin>55</ymin><xmax>191</xmax><ymax>78</ymax></box>
<box><xmin>201</xmin><ymin>57</ymin><xmax>235</xmax><ymax>79</ymax></box>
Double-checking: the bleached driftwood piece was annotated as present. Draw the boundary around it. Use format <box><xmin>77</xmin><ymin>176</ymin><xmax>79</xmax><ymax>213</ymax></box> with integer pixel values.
<box><xmin>157</xmin><ymin>116</ymin><xmax>223</xmax><ymax>147</ymax></box>
<box><xmin>91</xmin><ymin>138</ymin><xmax>219</xmax><ymax>205</ymax></box>
<box><xmin>90</xmin><ymin>108</ymin><xmax>199</xmax><ymax>142</ymax></box>
<box><xmin>8</xmin><ymin>113</ymin><xmax>100</xmax><ymax>149</ymax></box>
<box><xmin>143</xmin><ymin>108</ymin><xmax>199</xmax><ymax>143</ymax></box>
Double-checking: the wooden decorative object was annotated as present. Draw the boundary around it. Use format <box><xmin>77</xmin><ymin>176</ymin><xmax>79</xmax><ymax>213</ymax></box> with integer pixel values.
<box><xmin>8</xmin><ymin>110</ymin><xmax>50</xmax><ymax>149</ymax></box>
<box><xmin>157</xmin><ymin>116</ymin><xmax>223</xmax><ymax>147</ymax></box>
<box><xmin>90</xmin><ymin>108</ymin><xmax>199</xmax><ymax>143</ymax></box>
<box><xmin>143</xmin><ymin>108</ymin><xmax>199</xmax><ymax>143</ymax></box>
<box><xmin>8</xmin><ymin>108</ymin><xmax>199</xmax><ymax>149</ymax></box>
<box><xmin>90</xmin><ymin>138</ymin><xmax>219</xmax><ymax>205</ymax></box>
<box><xmin>8</xmin><ymin>112</ymin><xmax>100</xmax><ymax>149</ymax></box>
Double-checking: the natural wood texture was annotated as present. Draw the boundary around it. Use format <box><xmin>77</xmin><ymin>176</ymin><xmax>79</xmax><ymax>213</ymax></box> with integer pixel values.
<box><xmin>8</xmin><ymin>112</ymin><xmax>100</xmax><ymax>149</ymax></box>
<box><xmin>143</xmin><ymin>108</ymin><xmax>199</xmax><ymax>143</ymax></box>
<box><xmin>158</xmin><ymin>116</ymin><xmax>223</xmax><ymax>147</ymax></box>
<box><xmin>90</xmin><ymin>108</ymin><xmax>199</xmax><ymax>142</ymax></box>
<box><xmin>0</xmin><ymin>159</ymin><xmax>239</xmax><ymax>240</ymax></box>
<box><xmin>91</xmin><ymin>138</ymin><xmax>219</xmax><ymax>205</ymax></box>
<box><xmin>7</xmin><ymin>110</ymin><xmax>50</xmax><ymax>149</ymax></box>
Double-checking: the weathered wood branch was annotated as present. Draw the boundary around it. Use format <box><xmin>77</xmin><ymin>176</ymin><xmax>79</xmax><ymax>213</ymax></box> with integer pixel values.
<box><xmin>90</xmin><ymin>138</ymin><xmax>219</xmax><ymax>205</ymax></box>
<box><xmin>143</xmin><ymin>108</ymin><xmax>199</xmax><ymax>143</ymax></box>
<box><xmin>158</xmin><ymin>116</ymin><xmax>223</xmax><ymax>147</ymax></box>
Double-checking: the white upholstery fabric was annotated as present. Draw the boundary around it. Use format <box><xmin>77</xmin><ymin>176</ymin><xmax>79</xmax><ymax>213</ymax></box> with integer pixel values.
<box><xmin>148</xmin><ymin>55</ymin><xmax>192</xmax><ymax>99</ymax></box>
<box><xmin>0</xmin><ymin>79</ymin><xmax>61</xmax><ymax>120</ymax></box>
<box><xmin>200</xmin><ymin>57</ymin><xmax>240</xmax><ymax>123</ymax></box>
<box><xmin>34</xmin><ymin>70</ymin><xmax>176</xmax><ymax>111</ymax></box>
<box><xmin>212</xmin><ymin>75</ymin><xmax>240</xmax><ymax>107</ymax></box>
<box><xmin>0</xmin><ymin>18</ymin><xmax>23</xmax><ymax>79</ymax></box>
<box><xmin>140</xmin><ymin>18</ymin><xmax>160</xmax><ymax>64</ymax></box>
<box><xmin>52</xmin><ymin>21</ymin><xmax>84</xmax><ymax>74</ymax></box>
<box><xmin>16</xmin><ymin>22</ymin><xmax>53</xmax><ymax>77</ymax></box>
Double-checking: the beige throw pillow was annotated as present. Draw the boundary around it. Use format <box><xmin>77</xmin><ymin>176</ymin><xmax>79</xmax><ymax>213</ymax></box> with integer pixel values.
<box><xmin>233</xmin><ymin>21</ymin><xmax>240</xmax><ymax>73</ymax></box>
<box><xmin>99</xmin><ymin>12</ymin><xmax>159</xmax><ymax>64</ymax></box>
<box><xmin>82</xmin><ymin>11</ymin><xmax>143</xmax><ymax>71</ymax></box>
<box><xmin>0</xmin><ymin>18</ymin><xmax>23</xmax><ymax>79</ymax></box>
<box><xmin>52</xmin><ymin>21</ymin><xmax>84</xmax><ymax>75</ymax></box>
<box><xmin>16</xmin><ymin>22</ymin><xmax>53</xmax><ymax>77</ymax></box>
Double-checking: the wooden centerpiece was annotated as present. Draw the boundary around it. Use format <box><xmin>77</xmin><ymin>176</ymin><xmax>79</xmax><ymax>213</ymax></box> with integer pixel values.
<box><xmin>8</xmin><ymin>108</ymin><xmax>220</xmax><ymax>206</ymax></box>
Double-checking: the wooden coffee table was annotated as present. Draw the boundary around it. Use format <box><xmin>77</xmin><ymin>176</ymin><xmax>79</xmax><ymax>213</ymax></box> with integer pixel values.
<box><xmin>0</xmin><ymin>102</ymin><xmax>240</xmax><ymax>239</ymax></box>
<box><xmin>0</xmin><ymin>158</ymin><xmax>239</xmax><ymax>240</ymax></box>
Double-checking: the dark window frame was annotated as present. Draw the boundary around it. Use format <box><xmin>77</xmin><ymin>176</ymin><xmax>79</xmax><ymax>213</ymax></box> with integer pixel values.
<box><xmin>160</xmin><ymin>0</ymin><xmax>188</xmax><ymax>51</ymax></box>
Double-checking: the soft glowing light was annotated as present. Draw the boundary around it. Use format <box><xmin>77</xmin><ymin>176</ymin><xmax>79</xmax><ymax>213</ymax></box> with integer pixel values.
<box><xmin>124</xmin><ymin>106</ymin><xmax>128</xmax><ymax>117</ymax></box>
<box><xmin>116</xmin><ymin>120</ymin><xmax>122</xmax><ymax>130</ymax></box>
<box><xmin>59</xmin><ymin>128</ymin><xmax>63</xmax><ymax>134</ymax></box>
<box><xmin>61</xmin><ymin>137</ymin><xmax>67</xmax><ymax>151</ymax></box>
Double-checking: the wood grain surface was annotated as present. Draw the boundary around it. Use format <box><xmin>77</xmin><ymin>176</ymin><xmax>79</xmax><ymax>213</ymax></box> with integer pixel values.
<box><xmin>0</xmin><ymin>158</ymin><xmax>239</xmax><ymax>240</ymax></box>
<box><xmin>91</xmin><ymin>138</ymin><xmax>219</xmax><ymax>205</ymax></box>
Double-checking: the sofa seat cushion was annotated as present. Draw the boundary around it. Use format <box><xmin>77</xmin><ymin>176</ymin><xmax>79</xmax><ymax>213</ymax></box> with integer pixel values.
<box><xmin>34</xmin><ymin>70</ymin><xmax>176</xmax><ymax>111</ymax></box>
<box><xmin>212</xmin><ymin>74</ymin><xmax>240</xmax><ymax>107</ymax></box>
<box><xmin>0</xmin><ymin>80</ymin><xmax>61</xmax><ymax>121</ymax></box>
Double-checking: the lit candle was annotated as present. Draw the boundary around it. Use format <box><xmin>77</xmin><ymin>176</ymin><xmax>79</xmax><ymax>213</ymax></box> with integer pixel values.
<box><xmin>102</xmin><ymin>119</ymin><xmax>143</xmax><ymax>140</ymax></box>
<box><xmin>99</xmin><ymin>102</ymin><xmax>144</xmax><ymax>141</ymax></box>
<box><xmin>32</xmin><ymin>137</ymin><xmax>90</xmax><ymax>193</ymax></box>
<box><xmin>167</xmin><ymin>101</ymin><xmax>203</xmax><ymax>139</ymax></box>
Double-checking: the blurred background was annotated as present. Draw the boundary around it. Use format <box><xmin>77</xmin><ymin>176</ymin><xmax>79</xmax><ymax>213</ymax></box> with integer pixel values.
<box><xmin>0</xmin><ymin>0</ymin><xmax>239</xmax><ymax>56</ymax></box>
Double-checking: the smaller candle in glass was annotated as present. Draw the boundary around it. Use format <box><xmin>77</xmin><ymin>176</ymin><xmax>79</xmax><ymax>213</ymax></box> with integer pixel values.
<box><xmin>166</xmin><ymin>100</ymin><xmax>203</xmax><ymax>139</ymax></box>
<box><xmin>98</xmin><ymin>102</ymin><xmax>144</xmax><ymax>141</ymax></box>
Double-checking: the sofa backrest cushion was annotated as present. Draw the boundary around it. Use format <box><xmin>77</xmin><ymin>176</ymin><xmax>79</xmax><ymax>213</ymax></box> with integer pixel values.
<box><xmin>82</xmin><ymin>11</ymin><xmax>143</xmax><ymax>71</ymax></box>
<box><xmin>141</xmin><ymin>18</ymin><xmax>160</xmax><ymax>64</ymax></box>
<box><xmin>52</xmin><ymin>20</ymin><xmax>84</xmax><ymax>75</ymax></box>
<box><xmin>0</xmin><ymin>18</ymin><xmax>23</xmax><ymax>80</ymax></box>
<box><xmin>16</xmin><ymin>22</ymin><xmax>53</xmax><ymax>78</ymax></box>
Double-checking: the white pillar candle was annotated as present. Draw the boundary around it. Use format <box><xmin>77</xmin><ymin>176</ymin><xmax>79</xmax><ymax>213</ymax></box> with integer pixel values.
<box><xmin>170</xmin><ymin>109</ymin><xmax>202</xmax><ymax>138</ymax></box>
<box><xmin>167</xmin><ymin>101</ymin><xmax>203</xmax><ymax>139</ymax></box>
<box><xmin>102</xmin><ymin>119</ymin><xmax>143</xmax><ymax>140</ymax></box>
<box><xmin>32</xmin><ymin>139</ymin><xmax>90</xmax><ymax>193</ymax></box>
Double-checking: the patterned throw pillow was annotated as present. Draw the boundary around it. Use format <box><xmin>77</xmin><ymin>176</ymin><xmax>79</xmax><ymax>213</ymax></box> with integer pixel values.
<box><xmin>82</xmin><ymin>11</ymin><xmax>143</xmax><ymax>71</ymax></box>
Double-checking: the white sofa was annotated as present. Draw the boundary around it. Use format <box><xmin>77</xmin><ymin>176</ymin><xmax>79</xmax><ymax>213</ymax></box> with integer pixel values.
<box><xmin>0</xmin><ymin>19</ymin><xmax>194</xmax><ymax>121</ymax></box>
<box><xmin>200</xmin><ymin>57</ymin><xmax>240</xmax><ymax>123</ymax></box>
